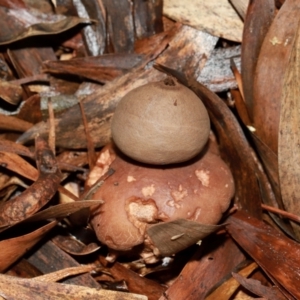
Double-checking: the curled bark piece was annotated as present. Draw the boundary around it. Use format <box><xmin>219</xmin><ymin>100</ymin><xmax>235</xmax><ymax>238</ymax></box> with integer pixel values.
<box><xmin>0</xmin><ymin>137</ymin><xmax>61</xmax><ymax>226</ymax></box>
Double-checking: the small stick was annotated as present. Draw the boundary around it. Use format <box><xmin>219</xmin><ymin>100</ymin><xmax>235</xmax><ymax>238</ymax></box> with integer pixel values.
<box><xmin>262</xmin><ymin>203</ymin><xmax>300</xmax><ymax>224</ymax></box>
<box><xmin>47</xmin><ymin>98</ymin><xmax>56</xmax><ymax>155</ymax></box>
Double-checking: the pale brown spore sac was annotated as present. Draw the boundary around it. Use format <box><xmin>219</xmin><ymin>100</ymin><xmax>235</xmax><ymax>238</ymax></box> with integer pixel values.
<box><xmin>111</xmin><ymin>78</ymin><xmax>210</xmax><ymax>165</ymax></box>
<box><xmin>89</xmin><ymin>144</ymin><xmax>235</xmax><ymax>252</ymax></box>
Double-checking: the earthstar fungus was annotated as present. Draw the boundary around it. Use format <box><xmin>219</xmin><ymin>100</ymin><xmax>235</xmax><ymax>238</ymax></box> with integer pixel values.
<box><xmin>88</xmin><ymin>79</ymin><xmax>235</xmax><ymax>261</ymax></box>
<box><xmin>111</xmin><ymin>78</ymin><xmax>210</xmax><ymax>165</ymax></box>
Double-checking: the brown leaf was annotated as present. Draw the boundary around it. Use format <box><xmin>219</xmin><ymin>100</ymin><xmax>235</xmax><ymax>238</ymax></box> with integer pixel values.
<box><xmin>241</xmin><ymin>0</ymin><xmax>275</xmax><ymax>120</ymax></box>
<box><xmin>278</xmin><ymin>17</ymin><xmax>300</xmax><ymax>239</ymax></box>
<box><xmin>51</xmin><ymin>234</ymin><xmax>100</xmax><ymax>256</ymax></box>
<box><xmin>230</xmin><ymin>89</ymin><xmax>251</xmax><ymax>126</ymax></box>
<box><xmin>232</xmin><ymin>273</ymin><xmax>287</xmax><ymax>300</ymax></box>
<box><xmin>0</xmin><ymin>140</ymin><xmax>34</xmax><ymax>158</ymax></box>
<box><xmin>248</xmin><ymin>132</ymin><xmax>296</xmax><ymax>239</ymax></box>
<box><xmin>21</xmin><ymin>200</ymin><xmax>103</xmax><ymax>224</ymax></box>
<box><xmin>253</xmin><ymin>0</ymin><xmax>300</xmax><ymax>154</ymax></box>
<box><xmin>250</xmin><ymin>132</ymin><xmax>280</xmax><ymax>198</ymax></box>
<box><xmin>0</xmin><ymin>137</ymin><xmax>61</xmax><ymax>226</ymax></box>
<box><xmin>0</xmin><ymin>115</ymin><xmax>33</xmax><ymax>132</ymax></box>
<box><xmin>103</xmin><ymin>260</ymin><xmax>166</xmax><ymax>300</ymax></box>
<box><xmin>17</xmin><ymin>94</ymin><xmax>42</xmax><ymax>125</ymax></box>
<box><xmin>0</xmin><ymin>221</ymin><xmax>57</xmax><ymax>272</ymax></box>
<box><xmin>0</xmin><ymin>16</ymin><xmax>92</xmax><ymax>45</ymax></box>
<box><xmin>0</xmin><ymin>175</ymin><xmax>27</xmax><ymax>200</ymax></box>
<box><xmin>147</xmin><ymin>219</ymin><xmax>224</xmax><ymax>257</ymax></box>
<box><xmin>0</xmin><ymin>273</ymin><xmax>147</xmax><ymax>300</ymax></box>
<box><xmin>160</xmin><ymin>234</ymin><xmax>245</xmax><ymax>300</ymax></box>
<box><xmin>226</xmin><ymin>211</ymin><xmax>300</xmax><ymax>299</ymax></box>
<box><xmin>0</xmin><ymin>152</ymin><xmax>38</xmax><ymax>181</ymax></box>
<box><xmin>205</xmin><ymin>262</ymin><xmax>258</xmax><ymax>300</ymax></box>
<box><xmin>0</xmin><ymin>80</ymin><xmax>23</xmax><ymax>105</ymax></box>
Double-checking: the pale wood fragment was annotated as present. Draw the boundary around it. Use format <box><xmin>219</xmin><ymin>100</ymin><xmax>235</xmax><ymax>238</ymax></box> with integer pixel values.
<box><xmin>163</xmin><ymin>0</ymin><xmax>243</xmax><ymax>42</ymax></box>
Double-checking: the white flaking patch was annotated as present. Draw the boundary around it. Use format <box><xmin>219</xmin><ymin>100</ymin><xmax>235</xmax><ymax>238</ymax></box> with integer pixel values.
<box><xmin>129</xmin><ymin>202</ymin><xmax>157</xmax><ymax>223</ymax></box>
<box><xmin>87</xmin><ymin>149</ymin><xmax>114</xmax><ymax>186</ymax></box>
<box><xmin>127</xmin><ymin>175</ymin><xmax>136</xmax><ymax>182</ymax></box>
<box><xmin>142</xmin><ymin>184</ymin><xmax>155</xmax><ymax>197</ymax></box>
<box><xmin>195</xmin><ymin>169</ymin><xmax>210</xmax><ymax>187</ymax></box>
<box><xmin>220</xmin><ymin>166</ymin><xmax>229</xmax><ymax>175</ymax></box>
<box><xmin>225</xmin><ymin>184</ymin><xmax>229</xmax><ymax>188</ymax></box>
<box><xmin>171</xmin><ymin>187</ymin><xmax>188</xmax><ymax>202</ymax></box>
<box><xmin>158</xmin><ymin>212</ymin><xmax>170</xmax><ymax>220</ymax></box>
<box><xmin>167</xmin><ymin>199</ymin><xmax>181</xmax><ymax>209</ymax></box>
<box><xmin>191</xmin><ymin>207</ymin><xmax>202</xmax><ymax>221</ymax></box>
<box><xmin>126</xmin><ymin>199</ymin><xmax>159</xmax><ymax>237</ymax></box>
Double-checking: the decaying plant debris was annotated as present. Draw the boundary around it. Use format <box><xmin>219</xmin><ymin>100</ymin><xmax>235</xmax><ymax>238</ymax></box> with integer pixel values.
<box><xmin>0</xmin><ymin>0</ymin><xmax>300</xmax><ymax>299</ymax></box>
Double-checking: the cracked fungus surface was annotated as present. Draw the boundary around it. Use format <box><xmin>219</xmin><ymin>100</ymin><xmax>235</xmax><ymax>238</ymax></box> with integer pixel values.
<box><xmin>89</xmin><ymin>145</ymin><xmax>235</xmax><ymax>251</ymax></box>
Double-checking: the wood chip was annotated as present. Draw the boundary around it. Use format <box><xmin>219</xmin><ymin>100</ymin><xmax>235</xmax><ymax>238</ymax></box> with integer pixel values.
<box><xmin>163</xmin><ymin>0</ymin><xmax>243</xmax><ymax>42</ymax></box>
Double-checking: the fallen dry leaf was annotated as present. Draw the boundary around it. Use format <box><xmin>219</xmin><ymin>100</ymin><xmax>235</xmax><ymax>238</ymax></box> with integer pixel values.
<box><xmin>0</xmin><ymin>115</ymin><xmax>33</xmax><ymax>132</ymax></box>
<box><xmin>205</xmin><ymin>262</ymin><xmax>258</xmax><ymax>300</ymax></box>
<box><xmin>232</xmin><ymin>272</ymin><xmax>286</xmax><ymax>300</ymax></box>
<box><xmin>227</xmin><ymin>211</ymin><xmax>300</xmax><ymax>299</ymax></box>
<box><xmin>102</xmin><ymin>259</ymin><xmax>166</xmax><ymax>300</ymax></box>
<box><xmin>0</xmin><ymin>80</ymin><xmax>23</xmax><ymax>105</ymax></box>
<box><xmin>0</xmin><ymin>152</ymin><xmax>38</xmax><ymax>181</ymax></box>
<box><xmin>0</xmin><ymin>15</ymin><xmax>92</xmax><ymax>45</ymax></box>
<box><xmin>51</xmin><ymin>233</ymin><xmax>100</xmax><ymax>256</ymax></box>
<box><xmin>278</xmin><ymin>16</ymin><xmax>300</xmax><ymax>239</ymax></box>
<box><xmin>253</xmin><ymin>0</ymin><xmax>300</xmax><ymax>154</ymax></box>
<box><xmin>241</xmin><ymin>0</ymin><xmax>275</xmax><ymax>120</ymax></box>
<box><xmin>21</xmin><ymin>200</ymin><xmax>103</xmax><ymax>224</ymax></box>
<box><xmin>147</xmin><ymin>219</ymin><xmax>224</xmax><ymax>257</ymax></box>
<box><xmin>0</xmin><ymin>221</ymin><xmax>57</xmax><ymax>272</ymax></box>
<box><xmin>0</xmin><ymin>140</ymin><xmax>34</xmax><ymax>158</ymax></box>
<box><xmin>0</xmin><ymin>137</ymin><xmax>61</xmax><ymax>226</ymax></box>
<box><xmin>160</xmin><ymin>234</ymin><xmax>245</xmax><ymax>300</ymax></box>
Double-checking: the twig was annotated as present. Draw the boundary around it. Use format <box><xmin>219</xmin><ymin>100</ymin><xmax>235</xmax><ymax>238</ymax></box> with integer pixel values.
<box><xmin>47</xmin><ymin>98</ymin><xmax>56</xmax><ymax>155</ymax></box>
<box><xmin>262</xmin><ymin>203</ymin><xmax>300</xmax><ymax>223</ymax></box>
